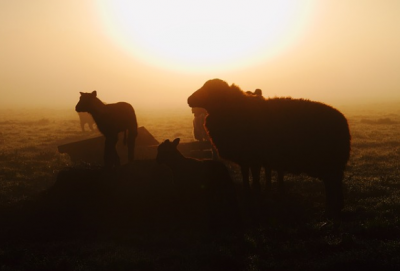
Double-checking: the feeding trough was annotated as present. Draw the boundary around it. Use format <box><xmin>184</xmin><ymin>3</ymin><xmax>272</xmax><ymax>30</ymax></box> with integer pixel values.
<box><xmin>58</xmin><ymin>126</ymin><xmax>213</xmax><ymax>164</ymax></box>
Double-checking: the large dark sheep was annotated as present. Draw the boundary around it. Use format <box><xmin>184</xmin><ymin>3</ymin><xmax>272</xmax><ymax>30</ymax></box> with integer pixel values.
<box><xmin>187</xmin><ymin>79</ymin><xmax>351</xmax><ymax>217</ymax></box>
<box><xmin>75</xmin><ymin>91</ymin><xmax>137</xmax><ymax>168</ymax></box>
<box><xmin>156</xmin><ymin>138</ymin><xmax>240</xmax><ymax>233</ymax></box>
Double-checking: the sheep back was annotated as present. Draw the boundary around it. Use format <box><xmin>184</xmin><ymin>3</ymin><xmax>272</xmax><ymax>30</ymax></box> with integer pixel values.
<box><xmin>188</xmin><ymin>79</ymin><xmax>350</xmax><ymax>180</ymax></box>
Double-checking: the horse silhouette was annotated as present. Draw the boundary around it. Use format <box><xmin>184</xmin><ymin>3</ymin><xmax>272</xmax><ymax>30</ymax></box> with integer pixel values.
<box><xmin>75</xmin><ymin>91</ymin><xmax>137</xmax><ymax>168</ymax></box>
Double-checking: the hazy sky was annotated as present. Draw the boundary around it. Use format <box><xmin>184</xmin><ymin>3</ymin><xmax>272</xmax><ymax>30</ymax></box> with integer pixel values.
<box><xmin>1</xmin><ymin>0</ymin><xmax>399</xmax><ymax>111</ymax></box>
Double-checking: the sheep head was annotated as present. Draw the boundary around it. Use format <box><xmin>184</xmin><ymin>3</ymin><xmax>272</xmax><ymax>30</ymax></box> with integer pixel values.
<box><xmin>156</xmin><ymin>138</ymin><xmax>181</xmax><ymax>165</ymax></box>
<box><xmin>75</xmin><ymin>91</ymin><xmax>97</xmax><ymax>112</ymax></box>
<box><xmin>188</xmin><ymin>79</ymin><xmax>237</xmax><ymax>112</ymax></box>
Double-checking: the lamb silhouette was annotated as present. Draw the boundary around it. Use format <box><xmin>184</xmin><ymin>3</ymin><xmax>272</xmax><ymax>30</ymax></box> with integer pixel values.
<box><xmin>156</xmin><ymin>138</ymin><xmax>240</xmax><ymax>231</ymax></box>
<box><xmin>75</xmin><ymin>91</ymin><xmax>137</xmax><ymax>168</ymax></box>
<box><xmin>188</xmin><ymin>79</ymin><xmax>351</xmax><ymax>218</ymax></box>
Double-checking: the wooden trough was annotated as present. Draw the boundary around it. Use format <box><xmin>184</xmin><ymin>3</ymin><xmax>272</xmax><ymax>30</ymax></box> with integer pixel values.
<box><xmin>58</xmin><ymin>126</ymin><xmax>213</xmax><ymax>164</ymax></box>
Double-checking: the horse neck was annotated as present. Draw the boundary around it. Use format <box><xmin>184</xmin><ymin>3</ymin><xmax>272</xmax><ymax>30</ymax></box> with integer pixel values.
<box><xmin>87</xmin><ymin>98</ymin><xmax>106</xmax><ymax>117</ymax></box>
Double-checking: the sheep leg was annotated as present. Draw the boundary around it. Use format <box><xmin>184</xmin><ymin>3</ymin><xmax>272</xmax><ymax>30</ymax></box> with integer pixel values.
<box><xmin>104</xmin><ymin>135</ymin><xmax>119</xmax><ymax>169</ymax></box>
<box><xmin>264</xmin><ymin>167</ymin><xmax>272</xmax><ymax>192</ymax></box>
<box><xmin>80</xmin><ymin>121</ymin><xmax>85</xmax><ymax>132</ymax></box>
<box><xmin>127</xmin><ymin>130</ymin><xmax>136</xmax><ymax>162</ymax></box>
<box><xmin>240</xmin><ymin>165</ymin><xmax>251</xmax><ymax>191</ymax></box>
<box><xmin>277</xmin><ymin>170</ymin><xmax>285</xmax><ymax>195</ymax></box>
<box><xmin>323</xmin><ymin>173</ymin><xmax>344</xmax><ymax>219</ymax></box>
<box><xmin>211</xmin><ymin>145</ymin><xmax>219</xmax><ymax>160</ymax></box>
<box><xmin>113</xmin><ymin>145</ymin><xmax>120</xmax><ymax>167</ymax></box>
<box><xmin>250</xmin><ymin>165</ymin><xmax>261</xmax><ymax>191</ymax></box>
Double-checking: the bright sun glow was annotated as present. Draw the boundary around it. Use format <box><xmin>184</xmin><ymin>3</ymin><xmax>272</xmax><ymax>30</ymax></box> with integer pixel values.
<box><xmin>97</xmin><ymin>0</ymin><xmax>316</xmax><ymax>72</ymax></box>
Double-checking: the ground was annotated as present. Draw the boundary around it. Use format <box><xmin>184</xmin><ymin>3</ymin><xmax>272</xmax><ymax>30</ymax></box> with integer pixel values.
<box><xmin>0</xmin><ymin>105</ymin><xmax>399</xmax><ymax>270</ymax></box>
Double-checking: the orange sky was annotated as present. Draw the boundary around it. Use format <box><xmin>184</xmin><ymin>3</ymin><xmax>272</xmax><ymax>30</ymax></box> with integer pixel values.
<box><xmin>1</xmin><ymin>1</ymin><xmax>399</xmax><ymax>111</ymax></box>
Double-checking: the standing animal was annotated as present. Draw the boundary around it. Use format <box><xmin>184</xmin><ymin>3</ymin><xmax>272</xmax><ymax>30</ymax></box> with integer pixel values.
<box><xmin>187</xmin><ymin>79</ymin><xmax>351</xmax><ymax>217</ymax></box>
<box><xmin>156</xmin><ymin>138</ymin><xmax>240</xmax><ymax>232</ymax></box>
<box><xmin>75</xmin><ymin>91</ymin><xmax>138</xmax><ymax>168</ymax></box>
<box><xmin>78</xmin><ymin>112</ymin><xmax>96</xmax><ymax>132</ymax></box>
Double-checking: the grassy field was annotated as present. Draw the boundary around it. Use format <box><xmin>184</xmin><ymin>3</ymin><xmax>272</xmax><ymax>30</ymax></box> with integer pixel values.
<box><xmin>0</xmin><ymin>106</ymin><xmax>399</xmax><ymax>270</ymax></box>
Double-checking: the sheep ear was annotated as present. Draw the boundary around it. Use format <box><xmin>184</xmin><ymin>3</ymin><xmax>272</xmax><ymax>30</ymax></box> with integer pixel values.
<box><xmin>92</xmin><ymin>91</ymin><xmax>97</xmax><ymax>97</ymax></box>
<box><xmin>172</xmin><ymin>138</ymin><xmax>180</xmax><ymax>146</ymax></box>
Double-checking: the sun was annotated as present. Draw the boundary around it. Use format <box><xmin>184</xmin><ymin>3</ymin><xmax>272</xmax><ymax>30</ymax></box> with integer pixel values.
<box><xmin>97</xmin><ymin>0</ymin><xmax>316</xmax><ymax>73</ymax></box>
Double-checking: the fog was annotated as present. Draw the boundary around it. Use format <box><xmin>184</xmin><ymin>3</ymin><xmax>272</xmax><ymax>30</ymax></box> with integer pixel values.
<box><xmin>1</xmin><ymin>0</ymin><xmax>399</xmax><ymax>112</ymax></box>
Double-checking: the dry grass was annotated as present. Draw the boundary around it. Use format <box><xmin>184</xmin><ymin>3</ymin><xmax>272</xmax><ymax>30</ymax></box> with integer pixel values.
<box><xmin>0</xmin><ymin>106</ymin><xmax>400</xmax><ymax>270</ymax></box>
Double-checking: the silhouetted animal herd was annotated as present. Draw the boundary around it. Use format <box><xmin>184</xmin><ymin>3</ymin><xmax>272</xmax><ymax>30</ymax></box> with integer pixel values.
<box><xmin>75</xmin><ymin>79</ymin><xmax>351</xmax><ymax>219</ymax></box>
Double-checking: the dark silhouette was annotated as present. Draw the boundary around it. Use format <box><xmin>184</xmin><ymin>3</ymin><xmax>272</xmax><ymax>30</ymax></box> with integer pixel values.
<box><xmin>77</xmin><ymin>112</ymin><xmax>96</xmax><ymax>131</ymax></box>
<box><xmin>246</xmin><ymin>89</ymin><xmax>262</xmax><ymax>96</ymax></box>
<box><xmin>58</xmin><ymin>126</ymin><xmax>159</xmax><ymax>163</ymax></box>
<box><xmin>188</xmin><ymin>79</ymin><xmax>351</xmax><ymax>217</ymax></box>
<box><xmin>244</xmin><ymin>88</ymin><xmax>284</xmax><ymax>192</ymax></box>
<box><xmin>156</xmin><ymin>138</ymin><xmax>240</xmax><ymax>232</ymax></box>
<box><xmin>75</xmin><ymin>91</ymin><xmax>137</xmax><ymax>168</ymax></box>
